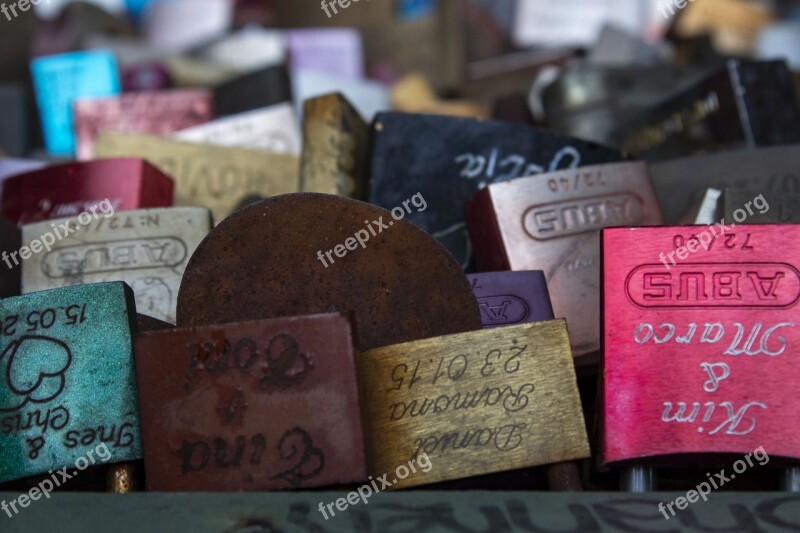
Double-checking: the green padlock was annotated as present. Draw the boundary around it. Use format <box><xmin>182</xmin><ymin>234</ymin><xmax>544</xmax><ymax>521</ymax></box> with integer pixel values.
<box><xmin>0</xmin><ymin>282</ymin><xmax>139</xmax><ymax>484</ymax></box>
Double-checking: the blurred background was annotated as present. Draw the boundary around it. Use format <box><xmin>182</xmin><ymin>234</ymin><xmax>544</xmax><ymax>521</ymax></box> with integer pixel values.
<box><xmin>1</xmin><ymin>0</ymin><xmax>800</xmax><ymax>162</ymax></box>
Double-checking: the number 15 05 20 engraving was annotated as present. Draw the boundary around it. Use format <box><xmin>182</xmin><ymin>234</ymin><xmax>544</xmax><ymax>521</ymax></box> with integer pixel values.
<box><xmin>0</xmin><ymin>304</ymin><xmax>87</xmax><ymax>336</ymax></box>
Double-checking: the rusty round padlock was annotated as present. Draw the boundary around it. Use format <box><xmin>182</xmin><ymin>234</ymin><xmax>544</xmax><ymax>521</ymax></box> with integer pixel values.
<box><xmin>177</xmin><ymin>193</ymin><xmax>481</xmax><ymax>350</ymax></box>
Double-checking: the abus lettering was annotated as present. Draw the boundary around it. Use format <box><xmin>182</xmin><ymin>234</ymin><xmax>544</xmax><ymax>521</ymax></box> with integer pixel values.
<box><xmin>477</xmin><ymin>295</ymin><xmax>529</xmax><ymax>325</ymax></box>
<box><xmin>42</xmin><ymin>238</ymin><xmax>187</xmax><ymax>277</ymax></box>
<box><xmin>523</xmin><ymin>193</ymin><xmax>643</xmax><ymax>240</ymax></box>
<box><xmin>627</xmin><ymin>263</ymin><xmax>800</xmax><ymax>308</ymax></box>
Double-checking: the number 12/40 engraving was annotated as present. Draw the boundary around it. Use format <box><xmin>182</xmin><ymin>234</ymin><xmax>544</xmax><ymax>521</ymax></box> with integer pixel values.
<box><xmin>673</xmin><ymin>233</ymin><xmax>754</xmax><ymax>252</ymax></box>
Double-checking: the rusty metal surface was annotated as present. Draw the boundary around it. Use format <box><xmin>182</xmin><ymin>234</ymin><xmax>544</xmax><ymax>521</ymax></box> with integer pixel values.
<box><xmin>177</xmin><ymin>193</ymin><xmax>481</xmax><ymax>350</ymax></box>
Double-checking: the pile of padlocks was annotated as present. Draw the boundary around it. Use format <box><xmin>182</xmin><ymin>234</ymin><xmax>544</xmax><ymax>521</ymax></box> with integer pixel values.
<box><xmin>1</xmin><ymin>0</ymin><xmax>800</xmax><ymax>529</ymax></box>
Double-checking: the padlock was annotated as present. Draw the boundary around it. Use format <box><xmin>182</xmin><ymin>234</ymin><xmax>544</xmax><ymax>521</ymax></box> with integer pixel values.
<box><xmin>285</xmin><ymin>28</ymin><xmax>364</xmax><ymax>80</ymax></box>
<box><xmin>271</xmin><ymin>0</ymin><xmax>463</xmax><ymax>91</ymax></box>
<box><xmin>0</xmin><ymin>159</ymin><xmax>44</xmax><ymax>186</ymax></box>
<box><xmin>164</xmin><ymin>56</ymin><xmax>239</xmax><ymax>88</ymax></box>
<box><xmin>213</xmin><ymin>65</ymin><xmax>291</xmax><ymax>117</ymax></box>
<box><xmin>299</xmin><ymin>93</ymin><xmax>368</xmax><ymax>199</ymax></box>
<box><xmin>602</xmin><ymin>225</ymin><xmax>800</xmax><ymax>491</ymax></box>
<box><xmin>0</xmin><ymin>159</ymin><xmax>174</xmax><ymax>225</ymax></box>
<box><xmin>134</xmin><ymin>313</ymin><xmax>366</xmax><ymax>491</ymax></box>
<box><xmin>174</xmin><ymin>102</ymin><xmax>301</xmax><ymax>156</ymax></box>
<box><xmin>616</xmin><ymin>59</ymin><xmax>800</xmax><ymax>160</ymax></box>
<box><xmin>649</xmin><ymin>144</ymin><xmax>800</xmax><ymax>224</ymax></box>
<box><xmin>73</xmin><ymin>88</ymin><xmax>213</xmax><ymax>160</ymax></box>
<box><xmin>541</xmin><ymin>62</ymin><xmax>700</xmax><ymax>147</ymax></box>
<box><xmin>720</xmin><ymin>189</ymin><xmax>797</xmax><ymax>224</ymax></box>
<box><xmin>190</xmin><ymin>27</ymin><xmax>286</xmax><ymax>74</ymax></box>
<box><xmin>368</xmin><ymin>112</ymin><xmax>621</xmax><ymax>270</ymax></box>
<box><xmin>359</xmin><ymin>320</ymin><xmax>589</xmax><ymax>488</ymax></box>
<box><xmin>176</xmin><ymin>193</ymin><xmax>481</xmax><ymax>351</ymax></box>
<box><xmin>467</xmin><ymin>269</ymin><xmax>582</xmax><ymax>490</ymax></box>
<box><xmin>0</xmin><ymin>282</ymin><xmax>141</xmax><ymax>485</ymax></box>
<box><xmin>141</xmin><ymin>0</ymin><xmax>232</xmax><ymax>54</ymax></box>
<box><xmin>464</xmin><ymin>161</ymin><xmax>663</xmax><ymax>361</ymax></box>
<box><xmin>467</xmin><ymin>271</ymin><xmax>554</xmax><ymax>329</ymax></box>
<box><xmin>21</xmin><ymin>207</ymin><xmax>213</xmax><ymax>324</ymax></box>
<box><xmin>30</xmin><ymin>50</ymin><xmax>120</xmax><ymax>157</ymax></box>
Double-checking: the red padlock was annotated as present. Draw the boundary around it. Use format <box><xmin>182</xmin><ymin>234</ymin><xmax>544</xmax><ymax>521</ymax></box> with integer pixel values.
<box><xmin>0</xmin><ymin>159</ymin><xmax>174</xmax><ymax>225</ymax></box>
<box><xmin>134</xmin><ymin>313</ymin><xmax>367</xmax><ymax>491</ymax></box>
<box><xmin>602</xmin><ymin>224</ymin><xmax>800</xmax><ymax>490</ymax></box>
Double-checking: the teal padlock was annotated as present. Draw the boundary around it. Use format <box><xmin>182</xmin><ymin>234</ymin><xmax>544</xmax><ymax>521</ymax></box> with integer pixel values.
<box><xmin>0</xmin><ymin>282</ymin><xmax>140</xmax><ymax>483</ymax></box>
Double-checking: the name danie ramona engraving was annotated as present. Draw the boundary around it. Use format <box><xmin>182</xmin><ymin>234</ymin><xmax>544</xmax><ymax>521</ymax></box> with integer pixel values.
<box><xmin>386</xmin><ymin>339</ymin><xmax>535</xmax><ymax>457</ymax></box>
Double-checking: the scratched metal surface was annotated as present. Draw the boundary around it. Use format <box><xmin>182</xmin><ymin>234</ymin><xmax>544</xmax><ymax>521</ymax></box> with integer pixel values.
<box><xmin>0</xmin><ymin>282</ymin><xmax>140</xmax><ymax>483</ymax></box>
<box><xmin>603</xmin><ymin>225</ymin><xmax>800</xmax><ymax>463</ymax></box>
<box><xmin>465</xmin><ymin>161</ymin><xmax>663</xmax><ymax>358</ymax></box>
<box><xmin>2</xmin><ymin>492</ymin><xmax>799</xmax><ymax>532</ymax></box>
<box><xmin>177</xmin><ymin>193</ymin><xmax>481</xmax><ymax>351</ymax></box>
<box><xmin>368</xmin><ymin>112</ymin><xmax>621</xmax><ymax>270</ymax></box>
<box><xmin>134</xmin><ymin>314</ymin><xmax>366</xmax><ymax>491</ymax></box>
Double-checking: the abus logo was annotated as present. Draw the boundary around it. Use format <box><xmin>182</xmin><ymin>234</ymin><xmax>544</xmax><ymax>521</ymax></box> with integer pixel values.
<box><xmin>42</xmin><ymin>237</ymin><xmax>187</xmax><ymax>278</ymax></box>
<box><xmin>625</xmin><ymin>263</ymin><xmax>800</xmax><ymax>308</ymax></box>
<box><xmin>522</xmin><ymin>193</ymin><xmax>643</xmax><ymax>240</ymax></box>
<box><xmin>477</xmin><ymin>295</ymin><xmax>529</xmax><ymax>325</ymax></box>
